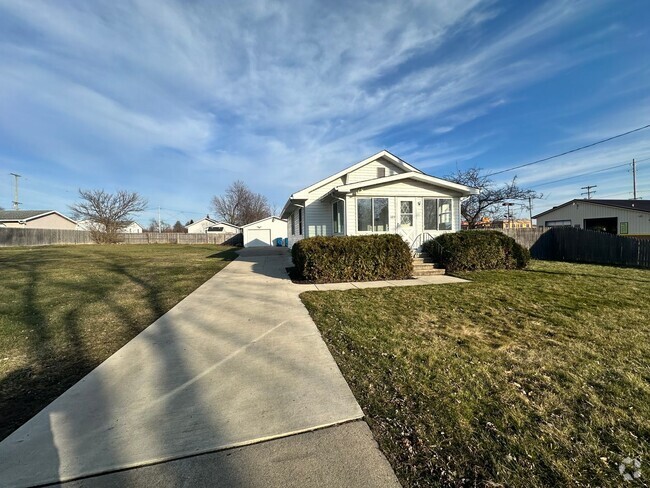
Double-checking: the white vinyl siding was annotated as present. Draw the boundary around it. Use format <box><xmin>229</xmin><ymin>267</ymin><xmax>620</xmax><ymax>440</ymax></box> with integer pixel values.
<box><xmin>352</xmin><ymin>179</ymin><xmax>461</xmax><ymax>198</ymax></box>
<box><xmin>303</xmin><ymin>176</ymin><xmax>345</xmax><ymax>237</ymax></box>
<box><xmin>346</xmin><ymin>158</ymin><xmax>405</xmax><ymax>184</ymax></box>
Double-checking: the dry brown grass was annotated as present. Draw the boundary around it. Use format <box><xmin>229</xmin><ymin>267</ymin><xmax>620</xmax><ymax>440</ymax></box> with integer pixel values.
<box><xmin>301</xmin><ymin>260</ymin><xmax>650</xmax><ymax>487</ymax></box>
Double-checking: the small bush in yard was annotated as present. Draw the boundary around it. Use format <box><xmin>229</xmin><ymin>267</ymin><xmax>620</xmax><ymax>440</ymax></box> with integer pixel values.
<box><xmin>292</xmin><ymin>234</ymin><xmax>413</xmax><ymax>283</ymax></box>
<box><xmin>423</xmin><ymin>230</ymin><xmax>530</xmax><ymax>272</ymax></box>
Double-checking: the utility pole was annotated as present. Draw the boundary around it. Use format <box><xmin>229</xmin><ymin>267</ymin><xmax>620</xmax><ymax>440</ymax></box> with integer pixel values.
<box><xmin>158</xmin><ymin>206</ymin><xmax>161</xmax><ymax>234</ymax></box>
<box><xmin>632</xmin><ymin>159</ymin><xmax>637</xmax><ymax>200</ymax></box>
<box><xmin>581</xmin><ymin>185</ymin><xmax>597</xmax><ymax>199</ymax></box>
<box><xmin>9</xmin><ymin>173</ymin><xmax>21</xmax><ymax>210</ymax></box>
<box><xmin>528</xmin><ymin>196</ymin><xmax>533</xmax><ymax>223</ymax></box>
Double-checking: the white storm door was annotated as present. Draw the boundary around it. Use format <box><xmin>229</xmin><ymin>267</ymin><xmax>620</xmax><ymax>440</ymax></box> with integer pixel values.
<box><xmin>397</xmin><ymin>198</ymin><xmax>417</xmax><ymax>246</ymax></box>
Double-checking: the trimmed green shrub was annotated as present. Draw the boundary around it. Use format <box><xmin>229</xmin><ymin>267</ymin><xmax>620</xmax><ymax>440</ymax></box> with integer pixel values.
<box><xmin>292</xmin><ymin>234</ymin><xmax>413</xmax><ymax>283</ymax></box>
<box><xmin>422</xmin><ymin>230</ymin><xmax>530</xmax><ymax>272</ymax></box>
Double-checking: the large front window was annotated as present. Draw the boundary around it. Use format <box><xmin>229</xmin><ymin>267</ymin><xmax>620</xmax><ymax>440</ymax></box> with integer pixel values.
<box><xmin>357</xmin><ymin>198</ymin><xmax>388</xmax><ymax>232</ymax></box>
<box><xmin>424</xmin><ymin>198</ymin><xmax>453</xmax><ymax>231</ymax></box>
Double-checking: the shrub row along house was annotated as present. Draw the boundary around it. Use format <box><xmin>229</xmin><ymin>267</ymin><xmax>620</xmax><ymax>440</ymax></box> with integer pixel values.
<box><xmin>280</xmin><ymin>150</ymin><xmax>478</xmax><ymax>250</ymax></box>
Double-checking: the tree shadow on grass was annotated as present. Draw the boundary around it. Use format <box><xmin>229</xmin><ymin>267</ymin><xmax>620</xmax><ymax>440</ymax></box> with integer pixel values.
<box><xmin>207</xmin><ymin>249</ymin><xmax>239</xmax><ymax>260</ymax></box>
<box><xmin>0</xmin><ymin>248</ymin><xmax>234</xmax><ymax>441</ymax></box>
<box><xmin>0</xmin><ymin>249</ymin><xmax>245</xmax><ymax>486</ymax></box>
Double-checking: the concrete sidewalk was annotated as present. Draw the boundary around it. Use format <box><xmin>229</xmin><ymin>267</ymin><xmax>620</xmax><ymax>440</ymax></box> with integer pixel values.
<box><xmin>0</xmin><ymin>247</ymin><xmax>467</xmax><ymax>487</ymax></box>
<box><xmin>0</xmin><ymin>248</ymin><xmax>397</xmax><ymax>487</ymax></box>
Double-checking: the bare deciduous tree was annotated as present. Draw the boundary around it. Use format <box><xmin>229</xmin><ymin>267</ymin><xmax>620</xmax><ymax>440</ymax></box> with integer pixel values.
<box><xmin>147</xmin><ymin>218</ymin><xmax>172</xmax><ymax>233</ymax></box>
<box><xmin>211</xmin><ymin>180</ymin><xmax>271</xmax><ymax>226</ymax></box>
<box><xmin>446</xmin><ymin>168</ymin><xmax>540</xmax><ymax>228</ymax></box>
<box><xmin>70</xmin><ymin>189</ymin><xmax>147</xmax><ymax>243</ymax></box>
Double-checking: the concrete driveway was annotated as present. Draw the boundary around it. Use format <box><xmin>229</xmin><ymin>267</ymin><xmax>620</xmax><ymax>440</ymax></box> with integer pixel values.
<box><xmin>0</xmin><ymin>247</ymin><xmax>399</xmax><ymax>487</ymax></box>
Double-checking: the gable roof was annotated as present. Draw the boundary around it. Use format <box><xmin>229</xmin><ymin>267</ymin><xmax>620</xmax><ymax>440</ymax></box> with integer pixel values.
<box><xmin>291</xmin><ymin>150</ymin><xmax>422</xmax><ymax>199</ymax></box>
<box><xmin>335</xmin><ymin>172</ymin><xmax>479</xmax><ymax>195</ymax></box>
<box><xmin>240</xmin><ymin>216</ymin><xmax>286</xmax><ymax>228</ymax></box>
<box><xmin>187</xmin><ymin>217</ymin><xmax>219</xmax><ymax>226</ymax></box>
<box><xmin>0</xmin><ymin>210</ymin><xmax>77</xmax><ymax>224</ymax></box>
<box><xmin>124</xmin><ymin>221</ymin><xmax>144</xmax><ymax>230</ymax></box>
<box><xmin>281</xmin><ymin>151</ymin><xmax>478</xmax><ymax>218</ymax></box>
<box><xmin>208</xmin><ymin>221</ymin><xmax>240</xmax><ymax>229</ymax></box>
<box><xmin>533</xmin><ymin>199</ymin><xmax>650</xmax><ymax>218</ymax></box>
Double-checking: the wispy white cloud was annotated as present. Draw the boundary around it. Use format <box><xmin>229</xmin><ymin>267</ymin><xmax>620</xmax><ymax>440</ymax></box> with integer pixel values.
<box><xmin>0</xmin><ymin>0</ymin><xmax>635</xmax><ymax>220</ymax></box>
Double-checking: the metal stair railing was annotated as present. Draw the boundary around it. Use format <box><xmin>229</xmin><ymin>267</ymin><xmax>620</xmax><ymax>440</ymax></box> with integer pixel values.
<box><xmin>410</xmin><ymin>231</ymin><xmax>436</xmax><ymax>256</ymax></box>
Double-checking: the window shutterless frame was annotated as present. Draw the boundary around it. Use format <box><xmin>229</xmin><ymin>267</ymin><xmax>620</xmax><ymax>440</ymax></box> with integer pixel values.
<box><xmin>357</xmin><ymin>197</ymin><xmax>389</xmax><ymax>232</ymax></box>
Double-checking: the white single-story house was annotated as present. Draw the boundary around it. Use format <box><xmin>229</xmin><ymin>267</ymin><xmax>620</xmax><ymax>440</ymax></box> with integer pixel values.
<box><xmin>0</xmin><ymin>210</ymin><xmax>78</xmax><ymax>230</ymax></box>
<box><xmin>186</xmin><ymin>216</ymin><xmax>218</xmax><ymax>233</ymax></box>
<box><xmin>206</xmin><ymin>221</ymin><xmax>241</xmax><ymax>234</ymax></box>
<box><xmin>187</xmin><ymin>216</ymin><xmax>240</xmax><ymax>234</ymax></box>
<box><xmin>76</xmin><ymin>220</ymin><xmax>144</xmax><ymax>233</ymax></box>
<box><xmin>242</xmin><ymin>216</ymin><xmax>287</xmax><ymax>247</ymax></box>
<box><xmin>533</xmin><ymin>199</ymin><xmax>650</xmax><ymax>237</ymax></box>
<box><xmin>280</xmin><ymin>150</ymin><xmax>478</xmax><ymax>249</ymax></box>
<box><xmin>121</xmin><ymin>222</ymin><xmax>144</xmax><ymax>233</ymax></box>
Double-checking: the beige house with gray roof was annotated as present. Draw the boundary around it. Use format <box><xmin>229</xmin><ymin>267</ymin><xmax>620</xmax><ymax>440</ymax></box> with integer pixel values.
<box><xmin>0</xmin><ymin>210</ymin><xmax>77</xmax><ymax>230</ymax></box>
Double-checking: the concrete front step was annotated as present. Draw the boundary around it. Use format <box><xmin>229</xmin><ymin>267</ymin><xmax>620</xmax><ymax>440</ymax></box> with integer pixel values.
<box><xmin>412</xmin><ymin>252</ymin><xmax>445</xmax><ymax>276</ymax></box>
<box><xmin>412</xmin><ymin>263</ymin><xmax>441</xmax><ymax>270</ymax></box>
<box><xmin>412</xmin><ymin>268</ymin><xmax>446</xmax><ymax>276</ymax></box>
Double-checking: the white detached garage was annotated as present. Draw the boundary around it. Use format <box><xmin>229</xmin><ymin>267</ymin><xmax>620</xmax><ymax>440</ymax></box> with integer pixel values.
<box><xmin>242</xmin><ymin>216</ymin><xmax>288</xmax><ymax>247</ymax></box>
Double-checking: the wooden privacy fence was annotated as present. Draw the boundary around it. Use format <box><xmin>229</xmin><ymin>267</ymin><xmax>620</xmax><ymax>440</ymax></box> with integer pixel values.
<box><xmin>0</xmin><ymin>228</ymin><xmax>242</xmax><ymax>247</ymax></box>
<box><xmin>496</xmin><ymin>227</ymin><xmax>650</xmax><ymax>269</ymax></box>
<box><xmin>0</xmin><ymin>228</ymin><xmax>94</xmax><ymax>247</ymax></box>
<box><xmin>120</xmin><ymin>233</ymin><xmax>242</xmax><ymax>246</ymax></box>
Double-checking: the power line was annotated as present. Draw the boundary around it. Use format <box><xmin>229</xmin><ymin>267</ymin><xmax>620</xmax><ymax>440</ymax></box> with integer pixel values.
<box><xmin>487</xmin><ymin>123</ymin><xmax>650</xmax><ymax>177</ymax></box>
<box><xmin>528</xmin><ymin>156</ymin><xmax>650</xmax><ymax>189</ymax></box>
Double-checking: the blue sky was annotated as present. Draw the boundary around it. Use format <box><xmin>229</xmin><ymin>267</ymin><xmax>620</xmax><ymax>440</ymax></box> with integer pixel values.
<box><xmin>0</xmin><ymin>0</ymin><xmax>648</xmax><ymax>225</ymax></box>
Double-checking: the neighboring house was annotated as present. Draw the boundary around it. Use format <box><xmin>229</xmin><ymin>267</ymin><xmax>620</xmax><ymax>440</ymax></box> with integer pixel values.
<box><xmin>121</xmin><ymin>222</ymin><xmax>144</xmax><ymax>233</ymax></box>
<box><xmin>533</xmin><ymin>199</ymin><xmax>650</xmax><ymax>237</ymax></box>
<box><xmin>186</xmin><ymin>216</ymin><xmax>241</xmax><ymax>234</ymax></box>
<box><xmin>242</xmin><ymin>216</ymin><xmax>287</xmax><ymax>247</ymax></box>
<box><xmin>490</xmin><ymin>219</ymin><xmax>532</xmax><ymax>230</ymax></box>
<box><xmin>206</xmin><ymin>221</ymin><xmax>241</xmax><ymax>234</ymax></box>
<box><xmin>0</xmin><ymin>210</ymin><xmax>78</xmax><ymax>230</ymax></box>
<box><xmin>280</xmin><ymin>150</ymin><xmax>478</xmax><ymax>248</ymax></box>
<box><xmin>76</xmin><ymin>220</ymin><xmax>144</xmax><ymax>233</ymax></box>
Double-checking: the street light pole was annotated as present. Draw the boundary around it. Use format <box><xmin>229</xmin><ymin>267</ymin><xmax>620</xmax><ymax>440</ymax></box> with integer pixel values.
<box><xmin>502</xmin><ymin>202</ymin><xmax>515</xmax><ymax>228</ymax></box>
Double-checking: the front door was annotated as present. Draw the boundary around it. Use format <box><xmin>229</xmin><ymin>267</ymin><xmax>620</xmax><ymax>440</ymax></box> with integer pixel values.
<box><xmin>397</xmin><ymin>199</ymin><xmax>417</xmax><ymax>246</ymax></box>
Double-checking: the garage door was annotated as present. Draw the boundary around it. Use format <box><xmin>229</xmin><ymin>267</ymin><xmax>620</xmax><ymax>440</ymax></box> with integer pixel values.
<box><xmin>246</xmin><ymin>229</ymin><xmax>272</xmax><ymax>247</ymax></box>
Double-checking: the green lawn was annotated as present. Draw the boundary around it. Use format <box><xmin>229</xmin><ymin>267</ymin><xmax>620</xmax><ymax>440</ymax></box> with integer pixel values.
<box><xmin>301</xmin><ymin>260</ymin><xmax>650</xmax><ymax>487</ymax></box>
<box><xmin>0</xmin><ymin>244</ymin><xmax>237</xmax><ymax>440</ymax></box>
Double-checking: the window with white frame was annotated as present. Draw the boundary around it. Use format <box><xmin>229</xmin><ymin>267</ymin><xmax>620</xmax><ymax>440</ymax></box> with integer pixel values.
<box><xmin>545</xmin><ymin>220</ymin><xmax>571</xmax><ymax>227</ymax></box>
<box><xmin>438</xmin><ymin>199</ymin><xmax>452</xmax><ymax>230</ymax></box>
<box><xmin>357</xmin><ymin>198</ymin><xmax>388</xmax><ymax>232</ymax></box>
<box><xmin>332</xmin><ymin>201</ymin><xmax>344</xmax><ymax>234</ymax></box>
<box><xmin>291</xmin><ymin>212</ymin><xmax>296</xmax><ymax>235</ymax></box>
<box><xmin>298</xmin><ymin>208</ymin><xmax>303</xmax><ymax>235</ymax></box>
<box><xmin>423</xmin><ymin>198</ymin><xmax>453</xmax><ymax>231</ymax></box>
